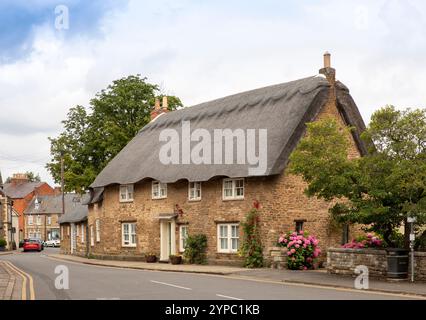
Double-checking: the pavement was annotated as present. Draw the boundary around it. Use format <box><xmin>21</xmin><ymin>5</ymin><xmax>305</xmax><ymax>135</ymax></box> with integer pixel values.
<box><xmin>0</xmin><ymin>260</ymin><xmax>24</xmax><ymax>300</ymax></box>
<box><xmin>47</xmin><ymin>252</ymin><xmax>426</xmax><ymax>298</ymax></box>
<box><xmin>48</xmin><ymin>253</ymin><xmax>247</xmax><ymax>275</ymax></box>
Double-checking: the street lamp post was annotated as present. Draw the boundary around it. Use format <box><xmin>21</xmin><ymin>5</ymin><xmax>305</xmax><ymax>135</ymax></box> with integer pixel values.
<box><xmin>407</xmin><ymin>216</ymin><xmax>416</xmax><ymax>283</ymax></box>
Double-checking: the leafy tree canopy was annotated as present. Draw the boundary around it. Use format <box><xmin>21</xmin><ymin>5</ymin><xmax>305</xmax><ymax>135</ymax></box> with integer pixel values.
<box><xmin>289</xmin><ymin>106</ymin><xmax>426</xmax><ymax>248</ymax></box>
<box><xmin>47</xmin><ymin>75</ymin><xmax>183</xmax><ymax>193</ymax></box>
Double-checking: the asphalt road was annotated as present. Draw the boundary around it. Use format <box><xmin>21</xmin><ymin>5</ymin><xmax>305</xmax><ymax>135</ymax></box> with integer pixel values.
<box><xmin>0</xmin><ymin>248</ymin><xmax>420</xmax><ymax>300</ymax></box>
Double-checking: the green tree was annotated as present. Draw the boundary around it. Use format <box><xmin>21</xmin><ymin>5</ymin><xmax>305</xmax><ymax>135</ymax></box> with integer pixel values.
<box><xmin>289</xmin><ymin>106</ymin><xmax>426</xmax><ymax>248</ymax></box>
<box><xmin>47</xmin><ymin>75</ymin><xmax>183</xmax><ymax>192</ymax></box>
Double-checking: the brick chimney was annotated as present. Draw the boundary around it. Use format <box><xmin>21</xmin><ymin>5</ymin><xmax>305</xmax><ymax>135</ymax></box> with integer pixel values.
<box><xmin>10</xmin><ymin>173</ymin><xmax>29</xmax><ymax>184</ymax></box>
<box><xmin>54</xmin><ymin>186</ymin><xmax>62</xmax><ymax>196</ymax></box>
<box><xmin>319</xmin><ymin>51</ymin><xmax>336</xmax><ymax>85</ymax></box>
<box><xmin>150</xmin><ymin>97</ymin><xmax>169</xmax><ymax>121</ymax></box>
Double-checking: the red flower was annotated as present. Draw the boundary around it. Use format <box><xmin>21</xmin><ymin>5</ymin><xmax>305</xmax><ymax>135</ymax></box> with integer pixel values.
<box><xmin>253</xmin><ymin>200</ymin><xmax>260</xmax><ymax>209</ymax></box>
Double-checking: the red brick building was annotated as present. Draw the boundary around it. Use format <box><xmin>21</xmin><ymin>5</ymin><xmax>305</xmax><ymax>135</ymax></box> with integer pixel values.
<box><xmin>2</xmin><ymin>173</ymin><xmax>55</xmax><ymax>241</ymax></box>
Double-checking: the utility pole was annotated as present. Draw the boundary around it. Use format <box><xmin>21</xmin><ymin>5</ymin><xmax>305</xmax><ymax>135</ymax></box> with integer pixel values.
<box><xmin>61</xmin><ymin>152</ymin><xmax>65</xmax><ymax>217</ymax></box>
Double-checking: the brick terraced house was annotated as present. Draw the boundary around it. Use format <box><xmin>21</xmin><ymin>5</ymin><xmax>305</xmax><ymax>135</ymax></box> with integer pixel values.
<box><xmin>2</xmin><ymin>173</ymin><xmax>55</xmax><ymax>241</ymax></box>
<box><xmin>24</xmin><ymin>194</ymin><xmax>72</xmax><ymax>241</ymax></box>
<box><xmin>62</xmin><ymin>54</ymin><xmax>367</xmax><ymax>265</ymax></box>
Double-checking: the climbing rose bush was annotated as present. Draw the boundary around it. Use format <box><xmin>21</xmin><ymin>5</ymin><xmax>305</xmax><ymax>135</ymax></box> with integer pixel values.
<box><xmin>342</xmin><ymin>233</ymin><xmax>383</xmax><ymax>249</ymax></box>
<box><xmin>277</xmin><ymin>231</ymin><xmax>321</xmax><ymax>270</ymax></box>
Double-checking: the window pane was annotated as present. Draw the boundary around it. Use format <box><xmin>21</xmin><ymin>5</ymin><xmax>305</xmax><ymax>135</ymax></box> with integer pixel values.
<box><xmin>220</xmin><ymin>225</ymin><xmax>228</xmax><ymax>237</ymax></box>
<box><xmin>231</xmin><ymin>238</ymin><xmax>239</xmax><ymax>250</ymax></box>
<box><xmin>221</xmin><ymin>238</ymin><xmax>228</xmax><ymax>250</ymax></box>
<box><xmin>231</xmin><ymin>226</ymin><xmax>239</xmax><ymax>237</ymax></box>
<box><xmin>131</xmin><ymin>234</ymin><xmax>136</xmax><ymax>244</ymax></box>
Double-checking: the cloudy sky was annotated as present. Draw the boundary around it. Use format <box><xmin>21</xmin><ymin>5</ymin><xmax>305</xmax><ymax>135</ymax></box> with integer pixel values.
<box><xmin>0</xmin><ymin>0</ymin><xmax>425</xmax><ymax>186</ymax></box>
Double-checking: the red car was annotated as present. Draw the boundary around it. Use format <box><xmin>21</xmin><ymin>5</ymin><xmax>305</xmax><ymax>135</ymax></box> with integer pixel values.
<box><xmin>22</xmin><ymin>239</ymin><xmax>43</xmax><ymax>252</ymax></box>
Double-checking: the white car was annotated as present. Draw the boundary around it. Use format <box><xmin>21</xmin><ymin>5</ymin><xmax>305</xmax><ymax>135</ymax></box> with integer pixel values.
<box><xmin>45</xmin><ymin>239</ymin><xmax>60</xmax><ymax>247</ymax></box>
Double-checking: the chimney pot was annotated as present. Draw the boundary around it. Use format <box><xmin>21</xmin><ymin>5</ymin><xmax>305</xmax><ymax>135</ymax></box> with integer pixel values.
<box><xmin>324</xmin><ymin>51</ymin><xmax>331</xmax><ymax>68</ymax></box>
<box><xmin>162</xmin><ymin>96</ymin><xmax>168</xmax><ymax>112</ymax></box>
<box><xmin>154</xmin><ymin>98</ymin><xmax>160</xmax><ymax>110</ymax></box>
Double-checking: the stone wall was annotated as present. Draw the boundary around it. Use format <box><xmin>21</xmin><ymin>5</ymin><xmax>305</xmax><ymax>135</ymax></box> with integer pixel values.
<box><xmin>327</xmin><ymin>248</ymin><xmax>387</xmax><ymax>278</ymax></box>
<box><xmin>327</xmin><ymin>248</ymin><xmax>426</xmax><ymax>281</ymax></box>
<box><xmin>414</xmin><ymin>252</ymin><xmax>426</xmax><ymax>281</ymax></box>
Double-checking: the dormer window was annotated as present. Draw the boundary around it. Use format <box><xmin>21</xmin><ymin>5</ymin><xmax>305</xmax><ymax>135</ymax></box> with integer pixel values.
<box><xmin>34</xmin><ymin>198</ymin><xmax>40</xmax><ymax>210</ymax></box>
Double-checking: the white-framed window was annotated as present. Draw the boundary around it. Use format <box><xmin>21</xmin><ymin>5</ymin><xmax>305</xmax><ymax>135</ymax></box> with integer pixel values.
<box><xmin>217</xmin><ymin>224</ymin><xmax>239</xmax><ymax>253</ymax></box>
<box><xmin>222</xmin><ymin>178</ymin><xmax>244</xmax><ymax>200</ymax></box>
<box><xmin>119</xmin><ymin>184</ymin><xmax>134</xmax><ymax>202</ymax></box>
<box><xmin>90</xmin><ymin>225</ymin><xmax>94</xmax><ymax>246</ymax></box>
<box><xmin>47</xmin><ymin>216</ymin><xmax>52</xmax><ymax>225</ymax></box>
<box><xmin>95</xmin><ymin>219</ymin><xmax>100</xmax><ymax>242</ymax></box>
<box><xmin>29</xmin><ymin>232</ymin><xmax>42</xmax><ymax>239</ymax></box>
<box><xmin>152</xmin><ymin>181</ymin><xmax>167</xmax><ymax>199</ymax></box>
<box><xmin>179</xmin><ymin>225</ymin><xmax>189</xmax><ymax>252</ymax></box>
<box><xmin>81</xmin><ymin>224</ymin><xmax>85</xmax><ymax>243</ymax></box>
<box><xmin>188</xmin><ymin>182</ymin><xmax>202</xmax><ymax>201</ymax></box>
<box><xmin>122</xmin><ymin>223</ymin><xmax>137</xmax><ymax>247</ymax></box>
<box><xmin>28</xmin><ymin>215</ymin><xmax>33</xmax><ymax>225</ymax></box>
<box><xmin>67</xmin><ymin>225</ymin><xmax>70</xmax><ymax>236</ymax></box>
<box><xmin>36</xmin><ymin>215</ymin><xmax>42</xmax><ymax>225</ymax></box>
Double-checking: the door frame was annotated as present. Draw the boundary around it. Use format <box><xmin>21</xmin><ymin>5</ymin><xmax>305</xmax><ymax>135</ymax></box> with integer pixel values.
<box><xmin>160</xmin><ymin>219</ymin><xmax>176</xmax><ymax>261</ymax></box>
<box><xmin>71</xmin><ymin>223</ymin><xmax>77</xmax><ymax>254</ymax></box>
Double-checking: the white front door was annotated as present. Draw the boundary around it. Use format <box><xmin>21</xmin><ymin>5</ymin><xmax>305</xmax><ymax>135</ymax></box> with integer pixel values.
<box><xmin>160</xmin><ymin>220</ymin><xmax>176</xmax><ymax>261</ymax></box>
<box><xmin>71</xmin><ymin>223</ymin><xmax>77</xmax><ymax>254</ymax></box>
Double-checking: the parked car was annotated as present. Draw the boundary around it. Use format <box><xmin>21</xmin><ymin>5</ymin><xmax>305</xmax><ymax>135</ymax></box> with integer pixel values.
<box><xmin>23</xmin><ymin>239</ymin><xmax>43</xmax><ymax>252</ymax></box>
<box><xmin>19</xmin><ymin>239</ymin><xmax>27</xmax><ymax>248</ymax></box>
<box><xmin>44</xmin><ymin>239</ymin><xmax>60</xmax><ymax>247</ymax></box>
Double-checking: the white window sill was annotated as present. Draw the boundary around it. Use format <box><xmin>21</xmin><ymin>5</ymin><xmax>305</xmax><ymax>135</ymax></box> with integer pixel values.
<box><xmin>217</xmin><ymin>251</ymin><xmax>239</xmax><ymax>254</ymax></box>
<box><xmin>188</xmin><ymin>198</ymin><xmax>201</xmax><ymax>202</ymax></box>
<box><xmin>222</xmin><ymin>197</ymin><xmax>245</xmax><ymax>201</ymax></box>
<box><xmin>122</xmin><ymin>245</ymin><xmax>137</xmax><ymax>248</ymax></box>
<box><xmin>152</xmin><ymin>197</ymin><xmax>167</xmax><ymax>200</ymax></box>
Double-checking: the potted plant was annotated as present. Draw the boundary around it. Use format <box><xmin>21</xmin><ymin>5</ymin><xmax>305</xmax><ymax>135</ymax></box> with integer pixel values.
<box><xmin>169</xmin><ymin>254</ymin><xmax>182</xmax><ymax>265</ymax></box>
<box><xmin>0</xmin><ymin>239</ymin><xmax>7</xmax><ymax>251</ymax></box>
<box><xmin>145</xmin><ymin>253</ymin><xmax>157</xmax><ymax>263</ymax></box>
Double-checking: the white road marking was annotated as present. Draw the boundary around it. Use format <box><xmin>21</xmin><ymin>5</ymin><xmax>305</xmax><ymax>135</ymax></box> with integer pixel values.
<box><xmin>150</xmin><ymin>280</ymin><xmax>192</xmax><ymax>290</ymax></box>
<box><xmin>216</xmin><ymin>294</ymin><xmax>243</xmax><ymax>300</ymax></box>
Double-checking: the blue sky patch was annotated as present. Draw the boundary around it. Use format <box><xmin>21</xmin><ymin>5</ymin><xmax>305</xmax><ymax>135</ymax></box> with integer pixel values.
<box><xmin>0</xmin><ymin>0</ymin><xmax>127</xmax><ymax>62</ymax></box>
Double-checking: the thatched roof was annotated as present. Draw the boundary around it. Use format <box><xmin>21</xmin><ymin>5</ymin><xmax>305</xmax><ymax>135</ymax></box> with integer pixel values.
<box><xmin>90</xmin><ymin>76</ymin><xmax>366</xmax><ymax>188</ymax></box>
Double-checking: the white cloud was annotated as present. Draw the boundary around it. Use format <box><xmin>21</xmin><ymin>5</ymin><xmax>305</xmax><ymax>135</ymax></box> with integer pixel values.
<box><xmin>1</xmin><ymin>0</ymin><xmax>425</xmax><ymax>186</ymax></box>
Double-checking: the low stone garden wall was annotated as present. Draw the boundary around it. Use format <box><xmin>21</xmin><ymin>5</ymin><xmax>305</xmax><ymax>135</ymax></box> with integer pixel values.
<box><xmin>268</xmin><ymin>247</ymin><xmax>288</xmax><ymax>269</ymax></box>
<box><xmin>327</xmin><ymin>248</ymin><xmax>426</xmax><ymax>281</ymax></box>
<box><xmin>414</xmin><ymin>251</ymin><xmax>426</xmax><ymax>281</ymax></box>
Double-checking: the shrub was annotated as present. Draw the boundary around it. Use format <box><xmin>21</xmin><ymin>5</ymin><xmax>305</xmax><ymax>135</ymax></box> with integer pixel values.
<box><xmin>415</xmin><ymin>230</ymin><xmax>426</xmax><ymax>251</ymax></box>
<box><xmin>277</xmin><ymin>231</ymin><xmax>321</xmax><ymax>270</ymax></box>
<box><xmin>184</xmin><ymin>234</ymin><xmax>208</xmax><ymax>264</ymax></box>
<box><xmin>0</xmin><ymin>239</ymin><xmax>7</xmax><ymax>247</ymax></box>
<box><xmin>342</xmin><ymin>233</ymin><xmax>383</xmax><ymax>249</ymax></box>
<box><xmin>239</xmin><ymin>201</ymin><xmax>264</xmax><ymax>268</ymax></box>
